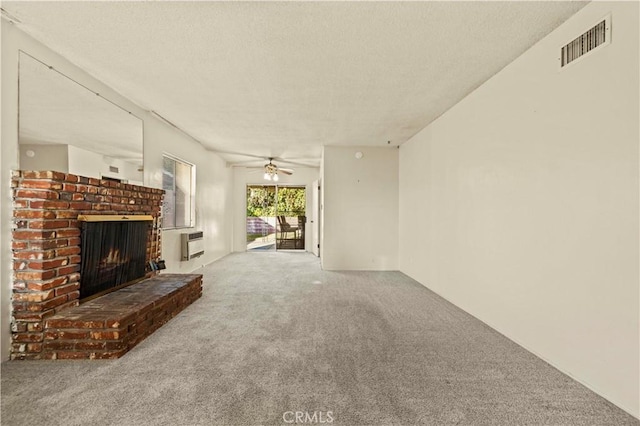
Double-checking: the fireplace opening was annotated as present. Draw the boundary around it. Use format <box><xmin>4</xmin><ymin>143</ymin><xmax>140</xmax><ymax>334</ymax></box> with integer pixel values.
<box><xmin>79</xmin><ymin>216</ymin><xmax>152</xmax><ymax>301</ymax></box>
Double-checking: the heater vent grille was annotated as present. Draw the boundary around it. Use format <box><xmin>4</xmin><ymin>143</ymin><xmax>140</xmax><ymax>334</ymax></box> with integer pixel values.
<box><xmin>186</xmin><ymin>231</ymin><xmax>203</xmax><ymax>240</ymax></box>
<box><xmin>561</xmin><ymin>17</ymin><xmax>610</xmax><ymax>68</ymax></box>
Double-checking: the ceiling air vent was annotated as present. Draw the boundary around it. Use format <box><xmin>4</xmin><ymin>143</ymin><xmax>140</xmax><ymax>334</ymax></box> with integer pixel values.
<box><xmin>109</xmin><ymin>166</ymin><xmax>119</xmax><ymax>173</ymax></box>
<box><xmin>560</xmin><ymin>15</ymin><xmax>611</xmax><ymax>68</ymax></box>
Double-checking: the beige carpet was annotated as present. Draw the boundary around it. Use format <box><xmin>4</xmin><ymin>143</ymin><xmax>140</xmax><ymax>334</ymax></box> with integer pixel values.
<box><xmin>2</xmin><ymin>252</ymin><xmax>638</xmax><ymax>425</ymax></box>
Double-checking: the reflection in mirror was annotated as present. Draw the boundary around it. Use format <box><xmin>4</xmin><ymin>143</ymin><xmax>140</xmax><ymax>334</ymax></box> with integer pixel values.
<box><xmin>18</xmin><ymin>52</ymin><xmax>143</xmax><ymax>184</ymax></box>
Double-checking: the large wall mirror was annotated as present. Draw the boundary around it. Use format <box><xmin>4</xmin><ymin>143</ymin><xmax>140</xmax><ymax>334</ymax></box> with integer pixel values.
<box><xmin>18</xmin><ymin>51</ymin><xmax>143</xmax><ymax>184</ymax></box>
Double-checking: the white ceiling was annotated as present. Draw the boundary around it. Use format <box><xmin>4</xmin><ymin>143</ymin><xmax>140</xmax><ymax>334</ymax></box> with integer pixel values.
<box><xmin>3</xmin><ymin>1</ymin><xmax>587</xmax><ymax>167</ymax></box>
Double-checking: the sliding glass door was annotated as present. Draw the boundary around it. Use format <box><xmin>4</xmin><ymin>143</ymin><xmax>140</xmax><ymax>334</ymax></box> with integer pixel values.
<box><xmin>246</xmin><ymin>185</ymin><xmax>306</xmax><ymax>251</ymax></box>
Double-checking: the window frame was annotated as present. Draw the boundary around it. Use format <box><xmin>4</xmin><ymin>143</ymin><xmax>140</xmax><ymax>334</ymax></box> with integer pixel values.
<box><xmin>161</xmin><ymin>153</ymin><xmax>196</xmax><ymax>230</ymax></box>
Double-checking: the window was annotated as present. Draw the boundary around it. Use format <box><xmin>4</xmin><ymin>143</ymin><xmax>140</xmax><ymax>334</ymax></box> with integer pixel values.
<box><xmin>162</xmin><ymin>154</ymin><xmax>194</xmax><ymax>229</ymax></box>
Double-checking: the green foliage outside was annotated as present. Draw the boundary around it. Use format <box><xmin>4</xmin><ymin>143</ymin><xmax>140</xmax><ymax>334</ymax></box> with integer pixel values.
<box><xmin>247</xmin><ymin>186</ymin><xmax>305</xmax><ymax>217</ymax></box>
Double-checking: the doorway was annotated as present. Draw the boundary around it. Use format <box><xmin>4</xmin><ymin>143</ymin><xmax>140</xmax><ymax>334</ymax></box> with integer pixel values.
<box><xmin>246</xmin><ymin>185</ymin><xmax>306</xmax><ymax>252</ymax></box>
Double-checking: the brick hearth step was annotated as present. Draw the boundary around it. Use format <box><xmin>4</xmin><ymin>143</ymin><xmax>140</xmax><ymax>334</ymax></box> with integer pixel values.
<box><xmin>43</xmin><ymin>274</ymin><xmax>202</xmax><ymax>360</ymax></box>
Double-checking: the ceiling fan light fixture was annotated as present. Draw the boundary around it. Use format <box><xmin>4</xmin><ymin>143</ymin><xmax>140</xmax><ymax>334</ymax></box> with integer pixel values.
<box><xmin>263</xmin><ymin>158</ymin><xmax>281</xmax><ymax>181</ymax></box>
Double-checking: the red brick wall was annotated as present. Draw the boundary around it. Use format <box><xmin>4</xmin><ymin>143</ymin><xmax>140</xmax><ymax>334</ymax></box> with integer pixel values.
<box><xmin>10</xmin><ymin>170</ymin><xmax>164</xmax><ymax>360</ymax></box>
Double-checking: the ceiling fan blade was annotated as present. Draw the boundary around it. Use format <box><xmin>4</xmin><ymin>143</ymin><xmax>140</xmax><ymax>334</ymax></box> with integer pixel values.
<box><xmin>214</xmin><ymin>150</ymin><xmax>269</xmax><ymax>160</ymax></box>
<box><xmin>278</xmin><ymin>169</ymin><xmax>293</xmax><ymax>175</ymax></box>
<box><xmin>230</xmin><ymin>160</ymin><xmax>267</xmax><ymax>167</ymax></box>
<box><xmin>272</xmin><ymin>158</ymin><xmax>319</xmax><ymax>168</ymax></box>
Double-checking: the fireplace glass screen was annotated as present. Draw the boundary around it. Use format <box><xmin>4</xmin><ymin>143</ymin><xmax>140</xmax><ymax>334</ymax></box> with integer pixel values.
<box><xmin>80</xmin><ymin>220</ymin><xmax>150</xmax><ymax>300</ymax></box>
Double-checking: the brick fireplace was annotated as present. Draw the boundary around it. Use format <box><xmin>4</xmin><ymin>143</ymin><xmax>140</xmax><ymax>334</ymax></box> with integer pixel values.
<box><xmin>10</xmin><ymin>170</ymin><xmax>164</xmax><ymax>360</ymax></box>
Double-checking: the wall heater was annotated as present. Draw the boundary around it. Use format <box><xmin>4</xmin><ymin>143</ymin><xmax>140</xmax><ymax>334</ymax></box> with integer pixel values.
<box><xmin>181</xmin><ymin>231</ymin><xmax>204</xmax><ymax>261</ymax></box>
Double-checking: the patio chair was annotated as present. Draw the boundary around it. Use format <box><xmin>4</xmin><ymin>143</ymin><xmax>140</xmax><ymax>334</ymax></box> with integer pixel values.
<box><xmin>277</xmin><ymin>216</ymin><xmax>299</xmax><ymax>239</ymax></box>
<box><xmin>277</xmin><ymin>216</ymin><xmax>300</xmax><ymax>249</ymax></box>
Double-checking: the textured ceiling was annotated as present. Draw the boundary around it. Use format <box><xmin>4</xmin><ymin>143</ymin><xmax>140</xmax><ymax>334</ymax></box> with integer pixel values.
<box><xmin>3</xmin><ymin>1</ymin><xmax>587</xmax><ymax>167</ymax></box>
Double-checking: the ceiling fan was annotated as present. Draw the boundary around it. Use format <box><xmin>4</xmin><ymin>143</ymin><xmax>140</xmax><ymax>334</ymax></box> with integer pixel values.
<box><xmin>262</xmin><ymin>158</ymin><xmax>293</xmax><ymax>182</ymax></box>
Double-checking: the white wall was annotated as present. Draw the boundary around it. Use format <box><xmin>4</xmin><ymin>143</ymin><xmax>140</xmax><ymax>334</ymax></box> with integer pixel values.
<box><xmin>19</xmin><ymin>143</ymin><xmax>69</xmax><ymax>173</ymax></box>
<box><xmin>232</xmin><ymin>166</ymin><xmax>320</xmax><ymax>252</ymax></box>
<box><xmin>68</xmin><ymin>145</ymin><xmax>143</xmax><ymax>185</ymax></box>
<box><xmin>399</xmin><ymin>2</ymin><xmax>639</xmax><ymax>417</ymax></box>
<box><xmin>18</xmin><ymin>143</ymin><xmax>143</xmax><ymax>184</ymax></box>
<box><xmin>1</xmin><ymin>20</ymin><xmax>21</xmax><ymax>364</ymax></box>
<box><xmin>1</xmin><ymin>21</ymin><xmax>234</xmax><ymax>361</ymax></box>
<box><xmin>322</xmin><ymin>146</ymin><xmax>398</xmax><ymax>270</ymax></box>
<box><xmin>145</xmin><ymin>125</ymin><xmax>233</xmax><ymax>273</ymax></box>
